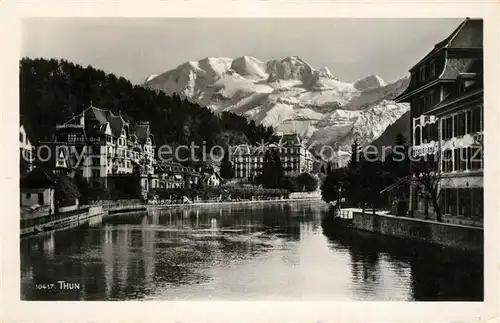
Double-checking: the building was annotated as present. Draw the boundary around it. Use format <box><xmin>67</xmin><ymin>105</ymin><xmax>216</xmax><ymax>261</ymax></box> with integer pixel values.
<box><xmin>52</xmin><ymin>105</ymin><xmax>157</xmax><ymax>192</ymax></box>
<box><xmin>155</xmin><ymin>162</ymin><xmax>201</xmax><ymax>189</ymax></box>
<box><xmin>20</xmin><ymin>168</ymin><xmax>57</xmax><ymax>215</ymax></box>
<box><xmin>395</xmin><ymin>18</ymin><xmax>483</xmax><ymax>225</ymax></box>
<box><xmin>20</xmin><ymin>124</ymin><xmax>35</xmax><ymax>175</ymax></box>
<box><xmin>202</xmin><ymin>170</ymin><xmax>222</xmax><ymax>187</ymax></box>
<box><xmin>232</xmin><ymin>133</ymin><xmax>314</xmax><ymax>179</ymax></box>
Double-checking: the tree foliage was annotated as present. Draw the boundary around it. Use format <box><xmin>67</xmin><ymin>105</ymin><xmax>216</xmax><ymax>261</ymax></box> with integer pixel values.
<box><xmin>296</xmin><ymin>172</ymin><xmax>318</xmax><ymax>192</ymax></box>
<box><xmin>256</xmin><ymin>149</ymin><xmax>284</xmax><ymax>189</ymax></box>
<box><xmin>220</xmin><ymin>147</ymin><xmax>234</xmax><ymax>179</ymax></box>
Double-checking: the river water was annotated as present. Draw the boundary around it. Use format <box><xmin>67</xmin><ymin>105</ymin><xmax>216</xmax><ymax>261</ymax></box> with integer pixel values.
<box><xmin>20</xmin><ymin>201</ymin><xmax>483</xmax><ymax>301</ymax></box>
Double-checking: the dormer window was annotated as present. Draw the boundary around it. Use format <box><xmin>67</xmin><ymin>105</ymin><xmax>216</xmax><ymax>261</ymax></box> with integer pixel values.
<box><xmin>419</xmin><ymin>65</ymin><xmax>426</xmax><ymax>82</ymax></box>
<box><xmin>464</xmin><ymin>79</ymin><xmax>476</xmax><ymax>91</ymax></box>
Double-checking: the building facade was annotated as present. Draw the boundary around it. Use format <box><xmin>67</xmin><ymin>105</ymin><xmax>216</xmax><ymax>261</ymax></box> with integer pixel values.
<box><xmin>20</xmin><ymin>124</ymin><xmax>35</xmax><ymax>174</ymax></box>
<box><xmin>155</xmin><ymin>162</ymin><xmax>201</xmax><ymax>189</ymax></box>
<box><xmin>232</xmin><ymin>133</ymin><xmax>314</xmax><ymax>179</ymax></box>
<box><xmin>52</xmin><ymin>105</ymin><xmax>157</xmax><ymax>192</ymax></box>
<box><xmin>395</xmin><ymin>18</ymin><xmax>483</xmax><ymax>225</ymax></box>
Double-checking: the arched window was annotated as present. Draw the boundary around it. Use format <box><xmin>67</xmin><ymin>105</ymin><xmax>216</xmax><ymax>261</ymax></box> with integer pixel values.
<box><xmin>414</xmin><ymin>126</ymin><xmax>421</xmax><ymax>145</ymax></box>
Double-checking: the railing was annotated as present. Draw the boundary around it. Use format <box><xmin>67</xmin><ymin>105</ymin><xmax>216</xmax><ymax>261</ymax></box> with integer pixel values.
<box><xmin>335</xmin><ymin>209</ymin><xmax>353</xmax><ymax>219</ymax></box>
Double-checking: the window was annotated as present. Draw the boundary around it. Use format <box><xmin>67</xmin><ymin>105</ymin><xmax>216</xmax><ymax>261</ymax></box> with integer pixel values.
<box><xmin>414</xmin><ymin>126</ymin><xmax>421</xmax><ymax>145</ymax></box>
<box><xmin>429</xmin><ymin>123</ymin><xmax>438</xmax><ymax>141</ymax></box>
<box><xmin>448</xmin><ymin>188</ymin><xmax>457</xmax><ymax>216</ymax></box>
<box><xmin>453</xmin><ymin>114</ymin><xmax>459</xmax><ymax>137</ymax></box>
<box><xmin>445</xmin><ymin>117</ymin><xmax>453</xmax><ymax>139</ymax></box>
<box><xmin>458</xmin><ymin>188</ymin><xmax>469</xmax><ymax>217</ymax></box>
<box><xmin>92</xmin><ymin>170</ymin><xmax>100</xmax><ymax>178</ymax></box>
<box><xmin>466</xmin><ymin>110</ymin><xmax>472</xmax><ymax>134</ymax></box>
<box><xmin>26</xmin><ymin>192</ymin><xmax>31</xmax><ymax>199</ymax></box>
<box><xmin>420</xmin><ymin>65</ymin><xmax>426</xmax><ymax>82</ymax></box>
<box><xmin>419</xmin><ymin>95</ymin><xmax>426</xmax><ymax>113</ymax></box>
<box><xmin>428</xmin><ymin>90</ymin><xmax>434</xmax><ymax>108</ymax></box>
<box><xmin>470</xmin><ymin>146</ymin><xmax>482</xmax><ymax>170</ymax></box>
<box><xmin>20</xmin><ymin>132</ymin><xmax>24</xmax><ymax>143</ymax></box>
<box><xmin>464</xmin><ymin>79</ymin><xmax>475</xmax><ymax>90</ymax></box>
<box><xmin>453</xmin><ymin>148</ymin><xmax>461</xmax><ymax>171</ymax></box>
<box><xmin>459</xmin><ymin>147</ymin><xmax>467</xmax><ymax>170</ymax></box>
<box><xmin>471</xmin><ymin>188</ymin><xmax>483</xmax><ymax>219</ymax></box>
<box><xmin>457</xmin><ymin>112</ymin><xmax>466</xmax><ymax>137</ymax></box>
<box><xmin>421</xmin><ymin>125</ymin><xmax>428</xmax><ymax>143</ymax></box>
<box><xmin>92</xmin><ymin>158</ymin><xmax>100</xmax><ymax>166</ymax></box>
<box><xmin>471</xmin><ymin>106</ymin><xmax>482</xmax><ymax>133</ymax></box>
<box><xmin>430</xmin><ymin>59</ymin><xmax>436</xmax><ymax>77</ymax></box>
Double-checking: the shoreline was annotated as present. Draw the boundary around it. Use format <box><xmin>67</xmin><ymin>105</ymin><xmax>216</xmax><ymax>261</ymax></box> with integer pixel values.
<box><xmin>107</xmin><ymin>197</ymin><xmax>324</xmax><ymax>214</ymax></box>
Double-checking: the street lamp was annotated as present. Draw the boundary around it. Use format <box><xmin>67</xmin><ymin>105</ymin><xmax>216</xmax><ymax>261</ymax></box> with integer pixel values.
<box><xmin>338</xmin><ymin>184</ymin><xmax>343</xmax><ymax>211</ymax></box>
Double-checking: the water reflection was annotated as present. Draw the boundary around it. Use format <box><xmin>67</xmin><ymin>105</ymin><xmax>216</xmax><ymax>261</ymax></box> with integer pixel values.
<box><xmin>20</xmin><ymin>201</ymin><xmax>482</xmax><ymax>301</ymax></box>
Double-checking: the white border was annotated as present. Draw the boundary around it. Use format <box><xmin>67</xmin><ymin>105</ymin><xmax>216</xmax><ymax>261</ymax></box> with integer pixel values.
<box><xmin>1</xmin><ymin>1</ymin><xmax>499</xmax><ymax>322</ymax></box>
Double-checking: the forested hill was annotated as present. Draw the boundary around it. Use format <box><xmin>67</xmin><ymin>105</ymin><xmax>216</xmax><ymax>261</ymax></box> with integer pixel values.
<box><xmin>20</xmin><ymin>58</ymin><xmax>274</xmax><ymax>151</ymax></box>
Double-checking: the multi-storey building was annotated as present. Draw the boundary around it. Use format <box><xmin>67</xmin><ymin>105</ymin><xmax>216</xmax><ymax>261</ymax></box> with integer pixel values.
<box><xmin>395</xmin><ymin>18</ymin><xmax>483</xmax><ymax>225</ymax></box>
<box><xmin>155</xmin><ymin>162</ymin><xmax>201</xmax><ymax>189</ymax></box>
<box><xmin>53</xmin><ymin>105</ymin><xmax>157</xmax><ymax>191</ymax></box>
<box><xmin>19</xmin><ymin>124</ymin><xmax>35</xmax><ymax>174</ymax></box>
<box><xmin>232</xmin><ymin>133</ymin><xmax>314</xmax><ymax>179</ymax></box>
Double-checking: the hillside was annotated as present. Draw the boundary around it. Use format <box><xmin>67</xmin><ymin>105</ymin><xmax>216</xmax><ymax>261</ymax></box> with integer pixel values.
<box><xmin>20</xmin><ymin>58</ymin><xmax>274</xmax><ymax>157</ymax></box>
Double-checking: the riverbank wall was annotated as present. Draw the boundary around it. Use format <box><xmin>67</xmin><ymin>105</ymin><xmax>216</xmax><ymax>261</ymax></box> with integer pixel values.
<box><xmin>104</xmin><ymin>197</ymin><xmax>323</xmax><ymax>214</ymax></box>
<box><xmin>351</xmin><ymin>211</ymin><xmax>483</xmax><ymax>252</ymax></box>
<box><xmin>21</xmin><ymin>205</ymin><xmax>106</xmax><ymax>238</ymax></box>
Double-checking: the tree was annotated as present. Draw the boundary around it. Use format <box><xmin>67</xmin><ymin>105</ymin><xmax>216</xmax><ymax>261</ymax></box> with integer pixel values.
<box><xmin>320</xmin><ymin>166</ymin><xmax>345</xmax><ymax>204</ymax></box>
<box><xmin>257</xmin><ymin>149</ymin><xmax>284</xmax><ymax>189</ymax></box>
<box><xmin>357</xmin><ymin>156</ymin><xmax>385</xmax><ymax>214</ymax></box>
<box><xmin>384</xmin><ymin>132</ymin><xmax>410</xmax><ymax>182</ymax></box>
<box><xmin>296</xmin><ymin>172</ymin><xmax>318</xmax><ymax>192</ymax></box>
<box><xmin>344</xmin><ymin>139</ymin><xmax>361</xmax><ymax>205</ymax></box>
<box><xmin>412</xmin><ymin>156</ymin><xmax>443</xmax><ymax>221</ymax></box>
<box><xmin>220</xmin><ymin>147</ymin><xmax>234</xmax><ymax>179</ymax></box>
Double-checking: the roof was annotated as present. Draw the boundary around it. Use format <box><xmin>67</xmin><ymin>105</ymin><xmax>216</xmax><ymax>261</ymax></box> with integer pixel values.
<box><xmin>396</xmin><ymin>19</ymin><xmax>483</xmax><ymax>102</ymax></box>
<box><xmin>380</xmin><ymin>176</ymin><xmax>410</xmax><ymax>194</ymax></box>
<box><xmin>279</xmin><ymin>133</ymin><xmax>301</xmax><ymax>146</ymax></box>
<box><xmin>78</xmin><ymin>106</ymin><xmax>129</xmax><ymax>138</ymax></box>
<box><xmin>441</xmin><ymin>57</ymin><xmax>482</xmax><ymax>79</ymax></box>
<box><xmin>408</xmin><ymin>18</ymin><xmax>482</xmax><ymax>72</ymax></box>
<box><xmin>133</xmin><ymin>123</ymin><xmax>155</xmax><ymax>145</ymax></box>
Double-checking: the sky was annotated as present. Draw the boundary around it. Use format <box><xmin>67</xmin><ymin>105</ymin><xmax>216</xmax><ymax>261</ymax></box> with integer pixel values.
<box><xmin>21</xmin><ymin>18</ymin><xmax>465</xmax><ymax>85</ymax></box>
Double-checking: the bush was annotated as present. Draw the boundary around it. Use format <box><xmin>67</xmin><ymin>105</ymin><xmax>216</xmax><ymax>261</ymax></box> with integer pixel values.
<box><xmin>296</xmin><ymin>173</ymin><xmax>318</xmax><ymax>192</ymax></box>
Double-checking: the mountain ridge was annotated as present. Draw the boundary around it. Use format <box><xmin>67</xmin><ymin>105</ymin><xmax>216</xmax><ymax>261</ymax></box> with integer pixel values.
<box><xmin>143</xmin><ymin>55</ymin><xmax>410</xmax><ymax>155</ymax></box>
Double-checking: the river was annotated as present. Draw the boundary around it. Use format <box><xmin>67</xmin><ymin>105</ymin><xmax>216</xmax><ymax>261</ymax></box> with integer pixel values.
<box><xmin>20</xmin><ymin>200</ymin><xmax>483</xmax><ymax>301</ymax></box>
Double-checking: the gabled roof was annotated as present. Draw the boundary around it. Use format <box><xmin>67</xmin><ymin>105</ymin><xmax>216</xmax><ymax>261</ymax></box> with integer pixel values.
<box><xmin>279</xmin><ymin>133</ymin><xmax>301</xmax><ymax>146</ymax></box>
<box><xmin>134</xmin><ymin>123</ymin><xmax>153</xmax><ymax>145</ymax></box>
<box><xmin>19</xmin><ymin>121</ymin><xmax>37</xmax><ymax>145</ymax></box>
<box><xmin>77</xmin><ymin>105</ymin><xmax>129</xmax><ymax>138</ymax></box>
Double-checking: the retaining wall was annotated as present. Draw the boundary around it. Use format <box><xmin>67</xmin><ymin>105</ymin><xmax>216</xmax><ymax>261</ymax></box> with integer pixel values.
<box><xmin>351</xmin><ymin>212</ymin><xmax>483</xmax><ymax>252</ymax></box>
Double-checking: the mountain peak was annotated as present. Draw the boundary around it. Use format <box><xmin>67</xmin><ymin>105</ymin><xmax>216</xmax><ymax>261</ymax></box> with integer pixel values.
<box><xmin>353</xmin><ymin>74</ymin><xmax>386</xmax><ymax>91</ymax></box>
<box><xmin>145</xmin><ymin>74</ymin><xmax>159</xmax><ymax>83</ymax></box>
<box><xmin>230</xmin><ymin>56</ymin><xmax>267</xmax><ymax>78</ymax></box>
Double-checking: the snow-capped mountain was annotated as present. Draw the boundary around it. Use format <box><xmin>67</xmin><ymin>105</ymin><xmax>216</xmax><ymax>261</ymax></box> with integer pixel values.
<box><xmin>143</xmin><ymin>55</ymin><xmax>410</xmax><ymax>154</ymax></box>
